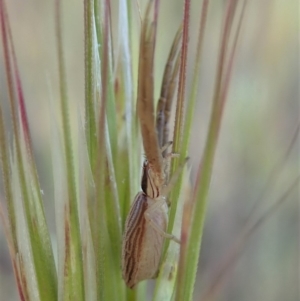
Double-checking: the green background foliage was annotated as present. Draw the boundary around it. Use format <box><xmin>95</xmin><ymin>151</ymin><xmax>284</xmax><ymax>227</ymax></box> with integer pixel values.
<box><xmin>0</xmin><ymin>1</ymin><xmax>298</xmax><ymax>301</ymax></box>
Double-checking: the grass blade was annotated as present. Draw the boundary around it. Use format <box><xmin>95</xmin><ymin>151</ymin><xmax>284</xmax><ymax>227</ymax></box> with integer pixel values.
<box><xmin>84</xmin><ymin>0</ymin><xmax>97</xmax><ymax>170</ymax></box>
<box><xmin>153</xmin><ymin>166</ymin><xmax>191</xmax><ymax>301</ymax></box>
<box><xmin>55</xmin><ymin>1</ymin><xmax>84</xmax><ymax>299</ymax></box>
<box><xmin>176</xmin><ymin>1</ymin><xmax>243</xmax><ymax>300</ymax></box>
<box><xmin>1</xmin><ymin>2</ymin><xmax>58</xmax><ymax>300</ymax></box>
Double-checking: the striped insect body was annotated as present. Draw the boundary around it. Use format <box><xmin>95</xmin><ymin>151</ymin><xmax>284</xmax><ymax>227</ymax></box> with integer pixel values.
<box><xmin>122</xmin><ymin>191</ymin><xmax>168</xmax><ymax>288</ymax></box>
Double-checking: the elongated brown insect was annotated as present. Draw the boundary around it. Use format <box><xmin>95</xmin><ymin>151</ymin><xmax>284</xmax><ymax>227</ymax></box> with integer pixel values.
<box><xmin>122</xmin><ymin>2</ymin><xmax>184</xmax><ymax>289</ymax></box>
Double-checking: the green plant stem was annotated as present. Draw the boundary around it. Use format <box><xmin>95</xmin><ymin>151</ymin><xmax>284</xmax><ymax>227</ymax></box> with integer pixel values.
<box><xmin>176</xmin><ymin>1</ymin><xmax>240</xmax><ymax>300</ymax></box>
<box><xmin>55</xmin><ymin>1</ymin><xmax>84</xmax><ymax>300</ymax></box>
<box><xmin>84</xmin><ymin>0</ymin><xmax>97</xmax><ymax>172</ymax></box>
<box><xmin>1</xmin><ymin>2</ymin><xmax>58</xmax><ymax>299</ymax></box>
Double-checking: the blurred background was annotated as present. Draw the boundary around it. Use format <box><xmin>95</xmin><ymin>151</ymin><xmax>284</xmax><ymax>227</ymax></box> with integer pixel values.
<box><xmin>0</xmin><ymin>0</ymin><xmax>298</xmax><ymax>300</ymax></box>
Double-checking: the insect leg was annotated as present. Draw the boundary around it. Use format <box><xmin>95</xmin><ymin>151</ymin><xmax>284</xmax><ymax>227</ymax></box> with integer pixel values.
<box><xmin>161</xmin><ymin>157</ymin><xmax>189</xmax><ymax>197</ymax></box>
<box><xmin>144</xmin><ymin>197</ymin><xmax>181</xmax><ymax>244</ymax></box>
<box><xmin>145</xmin><ymin>214</ymin><xmax>181</xmax><ymax>244</ymax></box>
<box><xmin>161</xmin><ymin>141</ymin><xmax>173</xmax><ymax>153</ymax></box>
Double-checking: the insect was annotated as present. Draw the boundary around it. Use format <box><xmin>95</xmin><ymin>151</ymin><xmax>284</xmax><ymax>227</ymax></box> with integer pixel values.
<box><xmin>122</xmin><ymin>157</ymin><xmax>180</xmax><ymax>288</ymax></box>
<box><xmin>121</xmin><ymin>2</ymin><xmax>184</xmax><ymax>289</ymax></box>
